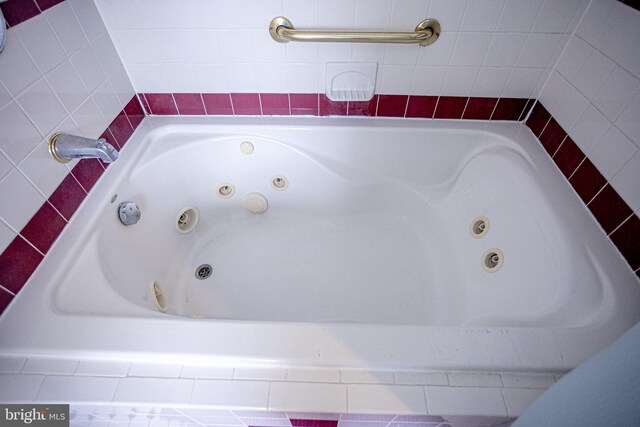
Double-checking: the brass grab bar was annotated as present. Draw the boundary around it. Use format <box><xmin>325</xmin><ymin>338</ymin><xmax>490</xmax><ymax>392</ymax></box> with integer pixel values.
<box><xmin>269</xmin><ymin>17</ymin><xmax>441</xmax><ymax>47</ymax></box>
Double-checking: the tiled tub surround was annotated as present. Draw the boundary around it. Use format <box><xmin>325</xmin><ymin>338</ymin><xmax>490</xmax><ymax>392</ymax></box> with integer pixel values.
<box><xmin>0</xmin><ymin>0</ymin><xmax>142</xmax><ymax>311</ymax></box>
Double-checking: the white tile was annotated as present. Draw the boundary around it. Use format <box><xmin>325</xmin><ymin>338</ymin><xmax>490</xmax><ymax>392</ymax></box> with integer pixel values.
<box><xmin>417</xmin><ymin>31</ymin><xmax>457</xmax><ymax>66</ymax></box>
<box><xmin>95</xmin><ymin>0</ymin><xmax>145</xmax><ymax>30</ymax></box>
<box><xmin>250</xmin><ymin>29</ymin><xmax>286</xmax><ymax>63</ymax></box>
<box><xmin>109</xmin><ymin>67</ymin><xmax>135</xmax><ymax>108</ymax></box>
<box><xmin>0</xmin><ymin>169</ymin><xmax>45</xmax><ymax>231</ymax></box>
<box><xmin>45</xmin><ymin>1</ymin><xmax>89</xmax><ymax>57</ymax></box>
<box><xmin>233</xmin><ymin>368</ymin><xmax>287</xmax><ymax>381</ymax></box>
<box><xmin>425</xmin><ymin>386</ymin><xmax>507</xmax><ymax>417</ymax></box>
<box><xmin>569</xmin><ymin>104</ymin><xmax>611</xmax><ymax>154</ymax></box>
<box><xmin>341</xmin><ymin>369</ymin><xmax>395</xmax><ymax>384</ymax></box>
<box><xmin>75</xmin><ymin>360</ymin><xmax>130</xmax><ymax>377</ymax></box>
<box><xmin>245</xmin><ymin>0</ymin><xmax>284</xmax><ymax>29</ymax></box>
<box><xmin>483</xmin><ymin>33</ymin><xmax>526</xmax><ymax>67</ymax></box>
<box><xmin>501</xmin><ymin>388</ymin><xmax>544</xmax><ymax>417</ymax></box>
<box><xmin>238</xmin><ymin>417</ymin><xmax>291</xmax><ymax>427</ymax></box>
<box><xmin>71</xmin><ymin>98</ymin><xmax>106</xmax><ymax>139</ymax></box>
<box><xmin>411</xmin><ymin>66</ymin><xmax>447</xmax><ymax>96</ymax></box>
<box><xmin>460</xmin><ymin>0</ymin><xmax>504</xmax><ymax>32</ymax></box>
<box><xmin>18</xmin><ymin>140</ymin><xmax>70</xmax><ymax>199</ymax></box>
<box><xmin>355</xmin><ymin>0</ymin><xmax>393</xmax><ymax>29</ymax></box>
<box><xmin>286</xmin><ymin>412</ymin><xmax>339</xmax><ymax>421</ymax></box>
<box><xmin>128</xmin><ymin>362</ymin><xmax>181</xmax><ymax>378</ymax></box>
<box><xmin>0</xmin><ymin>101</ymin><xmax>43</xmax><ymax>164</ymax></box>
<box><xmin>0</xmin><ymin>152</ymin><xmax>11</xmax><ymax>184</ymax></box>
<box><xmin>92</xmin><ymin>32</ymin><xmax>122</xmax><ymax>77</ymax></box>
<box><xmin>339</xmin><ymin>414</ymin><xmax>395</xmax><ymax>421</ymax></box>
<box><xmin>593</xmin><ymin>2</ymin><xmax>639</xmax><ymax>65</ymax></box>
<box><xmin>427</xmin><ymin>0</ymin><xmax>468</xmax><ymax>32</ymax></box>
<box><xmin>531</xmin><ymin>69</ymin><xmax>551</xmax><ymax>100</ymax></box>
<box><xmin>318</xmin><ymin>0</ymin><xmax>356</xmax><ymax>29</ymax></box>
<box><xmin>0</xmin><ymin>83</ymin><xmax>10</xmax><ymax>109</ymax></box>
<box><xmin>471</xmin><ymin>67</ymin><xmax>510</xmax><ymax>97</ymax></box>
<box><xmin>496</xmin><ymin>0</ymin><xmax>543</xmax><ymax>32</ymax></box>
<box><xmin>225</xmin><ymin>63</ymin><xmax>259</xmax><ymax>93</ymax></box>
<box><xmin>320</xmin><ymin>44</ymin><xmax>353</xmax><ymax>63</ymax></box>
<box><xmin>71</xmin><ymin>45</ymin><xmax>108</xmax><ymax>94</ymax></box>
<box><xmin>593</xmin><ymin>66</ymin><xmax>640</xmax><ymax>122</ymax></box>
<box><xmin>0</xmin><ymin>30</ymin><xmax>41</xmax><ymax>97</ymax></box>
<box><xmin>255</xmin><ymin>63</ymin><xmax>289</xmax><ymax>93</ymax></box>
<box><xmin>286</xmin><ymin>368</ymin><xmax>340</xmax><ymax>383</ymax></box>
<box><xmin>556</xmin><ymin>36</ymin><xmax>591</xmax><ymax>82</ymax></box>
<box><xmin>232</xmin><ymin>410</ymin><xmax>287</xmax><ymax>419</ymax></box>
<box><xmin>22</xmin><ymin>358</ymin><xmax>78</xmax><ymax>375</ymax></box>
<box><xmin>283</xmin><ymin>0</ymin><xmax>319</xmax><ymax>27</ymax></box>
<box><xmin>500</xmin><ymin>373</ymin><xmax>555</xmax><ymax>389</ymax></box>
<box><xmin>115</xmin><ymin>378</ymin><xmax>193</xmax><ymax>405</ymax></box>
<box><xmin>553</xmin><ymin>84</ymin><xmax>589</xmax><ymax>132</ymax></box>
<box><xmin>92</xmin><ymin>81</ymin><xmax>122</xmax><ymax>123</ymax></box>
<box><xmin>575</xmin><ymin>0</ymin><xmax>617</xmax><ymax>45</ymax></box>
<box><xmin>0</xmin><ymin>356</ymin><xmax>26</xmax><ymax>374</ymax></box>
<box><xmin>0</xmin><ymin>375</ymin><xmax>45</xmax><ymax>402</ymax></box>
<box><xmin>378</xmin><ymin>65</ymin><xmax>414</xmax><ymax>94</ymax></box>
<box><xmin>218</xmin><ymin>30</ymin><xmax>255</xmax><ymax>63</ymax></box>
<box><xmin>68</xmin><ymin>0</ymin><xmax>108</xmax><ymax>41</ymax></box>
<box><xmin>180</xmin><ymin>365</ymin><xmax>234</xmax><ymax>380</ymax></box>
<box><xmin>589</xmin><ymin>126</ymin><xmax>638</xmax><ymax>180</ymax></box>
<box><xmin>16</xmin><ymin>79</ymin><xmax>67</xmax><ymax>136</ymax></box>
<box><xmin>0</xmin><ymin>220</ymin><xmax>16</xmax><ymax>254</ymax></box>
<box><xmin>531</xmin><ymin>0</ymin><xmax>583</xmax><ymax>33</ymax></box>
<box><xmin>383</xmin><ymin>44</ymin><xmax>419</xmax><ymax>65</ymax></box>
<box><xmin>502</xmin><ymin>68</ymin><xmax>544</xmax><ymax>98</ymax></box>
<box><xmin>538</xmin><ymin>71</ymin><xmax>570</xmax><ymax>115</ymax></box>
<box><xmin>347</xmin><ymin>384</ymin><xmax>427</xmax><ymax>414</ymax></box>
<box><xmin>191</xmin><ymin>379</ymin><xmax>269</xmax><ymax>408</ymax></box>
<box><xmin>192</xmin><ymin>64</ymin><xmax>230</xmax><ymax>93</ymax></box>
<box><xmin>394</xmin><ymin>371</ymin><xmax>448</xmax><ymax>386</ymax></box>
<box><xmin>611</xmin><ymin>150</ymin><xmax>640</xmax><ymax>212</ymax></box>
<box><xmin>46</xmin><ymin>60</ymin><xmax>89</xmax><ymax>114</ymax></box>
<box><xmin>269</xmin><ymin>382</ymin><xmax>347</xmax><ymax>412</ymax></box>
<box><xmin>389</xmin><ymin>0</ymin><xmax>429</xmax><ymax>30</ymax></box>
<box><xmin>440</xmin><ymin>66</ymin><xmax>478</xmax><ymax>97</ymax></box>
<box><xmin>573</xmin><ymin>50</ymin><xmax>615</xmax><ymax>100</ymax></box>
<box><xmin>14</xmin><ymin>15</ymin><xmax>66</xmax><ymax>75</ymax></box>
<box><xmin>620</xmin><ymin>27</ymin><xmax>640</xmax><ymax>80</ymax></box>
<box><xmin>615</xmin><ymin>91</ymin><xmax>640</xmax><ymax>147</ymax></box>
<box><xmin>450</xmin><ymin>33</ymin><xmax>492</xmax><ymax>67</ymax></box>
<box><xmin>515</xmin><ymin>33</ymin><xmax>564</xmax><ymax>68</ymax></box>
<box><xmin>36</xmin><ymin>376</ymin><xmax>119</xmax><ymax>403</ymax></box>
<box><xmin>448</xmin><ymin>373</ymin><xmax>503</xmax><ymax>387</ymax></box>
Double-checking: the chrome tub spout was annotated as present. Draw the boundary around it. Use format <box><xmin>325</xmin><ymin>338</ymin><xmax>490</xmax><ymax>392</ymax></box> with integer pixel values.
<box><xmin>49</xmin><ymin>132</ymin><xmax>119</xmax><ymax>163</ymax></box>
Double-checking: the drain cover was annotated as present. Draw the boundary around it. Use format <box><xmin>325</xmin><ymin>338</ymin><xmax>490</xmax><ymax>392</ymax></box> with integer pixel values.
<box><xmin>195</xmin><ymin>264</ymin><xmax>212</xmax><ymax>280</ymax></box>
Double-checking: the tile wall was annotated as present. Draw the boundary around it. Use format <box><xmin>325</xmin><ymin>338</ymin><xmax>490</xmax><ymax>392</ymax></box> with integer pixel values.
<box><xmin>531</xmin><ymin>0</ymin><xmax>640</xmax><ymax>276</ymax></box>
<box><xmin>0</xmin><ymin>0</ymin><xmax>143</xmax><ymax>312</ymax></box>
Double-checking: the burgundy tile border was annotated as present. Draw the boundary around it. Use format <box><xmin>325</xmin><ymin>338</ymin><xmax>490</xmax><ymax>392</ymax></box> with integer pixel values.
<box><xmin>434</xmin><ymin>96</ymin><xmax>468</xmax><ymax>119</ymax></box>
<box><xmin>319</xmin><ymin>94</ymin><xmax>348</xmax><ymax>116</ymax></box>
<box><xmin>619</xmin><ymin>0</ymin><xmax>640</xmax><ymax>13</ymax></box>
<box><xmin>0</xmin><ymin>95</ymin><xmax>143</xmax><ymax>315</ymax></box>
<box><xmin>463</xmin><ymin>97</ymin><xmax>498</xmax><ymax>120</ymax></box>
<box><xmin>144</xmin><ymin>93</ymin><xmax>178</xmax><ymax>115</ymax></box>
<box><xmin>290</xmin><ymin>420</ymin><xmax>338</xmax><ymax>427</ymax></box>
<box><xmin>552</xmin><ymin>136</ymin><xmax>585</xmax><ymax>178</ymax></box>
<box><xmin>34</xmin><ymin>0</ymin><xmax>64</xmax><ymax>12</ymax></box>
<box><xmin>260</xmin><ymin>93</ymin><xmax>290</xmax><ymax>116</ymax></box>
<box><xmin>376</xmin><ymin>95</ymin><xmax>408</xmax><ymax>117</ymax></box>
<box><xmin>525</xmin><ymin>102</ymin><xmax>552</xmax><ymax>138</ymax></box>
<box><xmin>290</xmin><ymin>93</ymin><xmax>319</xmax><ymax>116</ymax></box>
<box><xmin>538</xmin><ymin>118</ymin><xmax>567</xmax><ymax>156</ymax></box>
<box><xmin>231</xmin><ymin>93</ymin><xmax>261</xmax><ymax>115</ymax></box>
<box><xmin>569</xmin><ymin>158</ymin><xmax>607</xmax><ymax>204</ymax></box>
<box><xmin>0</xmin><ymin>0</ymin><xmax>43</xmax><ymax>27</ymax></box>
<box><xmin>406</xmin><ymin>96</ymin><xmax>437</xmax><ymax>119</ymax></box>
<box><xmin>609</xmin><ymin>214</ymin><xmax>640</xmax><ymax>271</ymax></box>
<box><xmin>202</xmin><ymin>94</ymin><xmax>234</xmax><ymax>115</ymax></box>
<box><xmin>174</xmin><ymin>93</ymin><xmax>206</xmax><ymax>115</ymax></box>
<box><xmin>348</xmin><ymin>95</ymin><xmax>378</xmax><ymax>116</ymax></box>
<box><xmin>492</xmin><ymin>98</ymin><xmax>529</xmax><ymax>121</ymax></box>
<box><xmin>587</xmin><ymin>185</ymin><xmax>634</xmax><ymax>235</ymax></box>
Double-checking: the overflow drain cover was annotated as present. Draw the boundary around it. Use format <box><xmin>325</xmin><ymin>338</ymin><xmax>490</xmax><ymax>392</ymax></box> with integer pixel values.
<box><xmin>195</xmin><ymin>264</ymin><xmax>212</xmax><ymax>280</ymax></box>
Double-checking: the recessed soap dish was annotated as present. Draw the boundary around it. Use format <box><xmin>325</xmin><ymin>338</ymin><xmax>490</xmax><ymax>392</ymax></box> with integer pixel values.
<box><xmin>326</xmin><ymin>62</ymin><xmax>377</xmax><ymax>101</ymax></box>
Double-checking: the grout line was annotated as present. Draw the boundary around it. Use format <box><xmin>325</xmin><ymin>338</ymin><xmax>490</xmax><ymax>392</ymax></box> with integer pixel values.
<box><xmin>607</xmin><ymin>212</ymin><xmax>635</xmax><ymax>237</ymax></box>
<box><xmin>0</xmin><ymin>284</ymin><xmax>16</xmax><ymax>296</ymax></box>
<box><xmin>551</xmin><ymin>134</ymin><xmax>569</xmax><ymax>158</ymax></box>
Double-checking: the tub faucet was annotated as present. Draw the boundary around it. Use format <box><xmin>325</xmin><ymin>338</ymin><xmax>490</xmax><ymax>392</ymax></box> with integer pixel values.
<box><xmin>49</xmin><ymin>132</ymin><xmax>119</xmax><ymax>163</ymax></box>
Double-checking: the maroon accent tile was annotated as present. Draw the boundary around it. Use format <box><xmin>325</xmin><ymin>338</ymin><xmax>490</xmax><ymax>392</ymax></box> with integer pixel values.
<box><xmin>48</xmin><ymin>173</ymin><xmax>86</xmax><ymax>221</ymax></box>
<box><xmin>173</xmin><ymin>93</ymin><xmax>206</xmax><ymax>115</ymax></box>
<box><xmin>463</xmin><ymin>97</ymin><xmax>498</xmax><ymax>120</ymax></box>
<box><xmin>0</xmin><ymin>0</ymin><xmax>41</xmax><ymax>27</ymax></box>
<box><xmin>290</xmin><ymin>421</ymin><xmax>337</xmax><ymax>427</ymax></box>
<box><xmin>230</xmin><ymin>93</ymin><xmax>261</xmax><ymax>115</ymax></box>
<box><xmin>569</xmin><ymin>158</ymin><xmax>607</xmax><ymax>204</ymax></box>
<box><xmin>35</xmin><ymin>0</ymin><xmax>64</xmax><ymax>12</ymax></box>
<box><xmin>376</xmin><ymin>95</ymin><xmax>408</xmax><ymax>117</ymax></box>
<box><xmin>525</xmin><ymin>102</ymin><xmax>551</xmax><ymax>137</ymax></box>
<box><xmin>144</xmin><ymin>93</ymin><xmax>178</xmax><ymax>115</ymax></box>
<box><xmin>100</xmin><ymin>128</ymin><xmax>119</xmax><ymax>151</ymax></box>
<box><xmin>0</xmin><ymin>288</ymin><xmax>14</xmax><ymax>316</ymax></box>
<box><xmin>491</xmin><ymin>98</ymin><xmax>528</xmax><ymax>121</ymax></box>
<box><xmin>552</xmin><ymin>136</ymin><xmax>585</xmax><ymax>178</ymax></box>
<box><xmin>72</xmin><ymin>159</ymin><xmax>104</xmax><ymax>193</ymax></box>
<box><xmin>609</xmin><ymin>214</ymin><xmax>640</xmax><ymax>270</ymax></box>
<box><xmin>202</xmin><ymin>94</ymin><xmax>233</xmax><ymax>115</ymax></box>
<box><xmin>348</xmin><ymin>95</ymin><xmax>379</xmax><ymax>116</ymax></box>
<box><xmin>588</xmin><ymin>185</ymin><xmax>634</xmax><ymax>235</ymax></box>
<box><xmin>124</xmin><ymin>97</ymin><xmax>145</xmax><ymax>129</ymax></box>
<box><xmin>260</xmin><ymin>93</ymin><xmax>290</xmax><ymax>115</ymax></box>
<box><xmin>108</xmin><ymin>110</ymin><xmax>134</xmax><ymax>148</ymax></box>
<box><xmin>538</xmin><ymin>118</ymin><xmax>567</xmax><ymax>155</ymax></box>
<box><xmin>290</xmin><ymin>94</ymin><xmax>318</xmax><ymax>116</ymax></box>
<box><xmin>0</xmin><ymin>235</ymin><xmax>44</xmax><ymax>294</ymax></box>
<box><xmin>20</xmin><ymin>202</ymin><xmax>66</xmax><ymax>254</ymax></box>
<box><xmin>139</xmin><ymin>93</ymin><xmax>151</xmax><ymax>114</ymax></box>
<box><xmin>319</xmin><ymin>94</ymin><xmax>348</xmax><ymax>116</ymax></box>
<box><xmin>519</xmin><ymin>98</ymin><xmax>536</xmax><ymax>121</ymax></box>
<box><xmin>434</xmin><ymin>96</ymin><xmax>468</xmax><ymax>119</ymax></box>
<box><xmin>405</xmin><ymin>96</ymin><xmax>437</xmax><ymax>118</ymax></box>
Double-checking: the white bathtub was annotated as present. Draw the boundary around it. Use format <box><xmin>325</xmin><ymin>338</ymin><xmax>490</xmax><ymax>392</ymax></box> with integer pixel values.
<box><xmin>1</xmin><ymin>117</ymin><xmax>639</xmax><ymax>373</ymax></box>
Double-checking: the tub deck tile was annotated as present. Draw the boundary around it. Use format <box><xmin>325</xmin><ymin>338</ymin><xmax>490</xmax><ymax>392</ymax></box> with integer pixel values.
<box><xmin>425</xmin><ymin>386</ymin><xmax>507</xmax><ymax>417</ymax></box>
<box><xmin>191</xmin><ymin>379</ymin><xmax>269</xmax><ymax>409</ymax></box>
<box><xmin>347</xmin><ymin>384</ymin><xmax>427</xmax><ymax>415</ymax></box>
<box><xmin>269</xmin><ymin>383</ymin><xmax>347</xmax><ymax>413</ymax></box>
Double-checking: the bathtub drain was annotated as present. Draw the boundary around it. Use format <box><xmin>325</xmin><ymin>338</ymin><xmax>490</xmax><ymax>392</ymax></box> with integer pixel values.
<box><xmin>195</xmin><ymin>264</ymin><xmax>212</xmax><ymax>280</ymax></box>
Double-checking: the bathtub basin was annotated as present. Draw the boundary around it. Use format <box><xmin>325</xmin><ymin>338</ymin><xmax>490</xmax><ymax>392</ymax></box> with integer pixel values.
<box><xmin>0</xmin><ymin>116</ymin><xmax>638</xmax><ymax>372</ymax></box>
